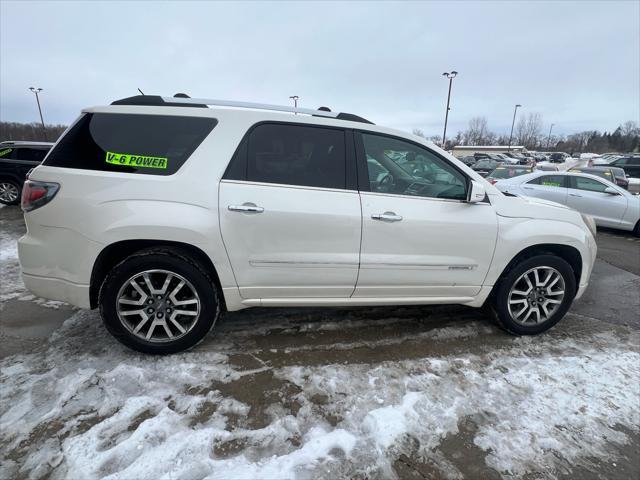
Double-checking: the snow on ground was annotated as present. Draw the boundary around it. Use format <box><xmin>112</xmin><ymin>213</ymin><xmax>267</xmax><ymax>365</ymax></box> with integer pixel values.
<box><xmin>1</xmin><ymin>306</ymin><xmax>639</xmax><ymax>480</ymax></box>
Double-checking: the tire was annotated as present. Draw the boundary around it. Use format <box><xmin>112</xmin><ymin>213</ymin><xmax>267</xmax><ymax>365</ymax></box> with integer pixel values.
<box><xmin>99</xmin><ymin>248</ymin><xmax>220</xmax><ymax>354</ymax></box>
<box><xmin>489</xmin><ymin>254</ymin><xmax>576</xmax><ymax>335</ymax></box>
<box><xmin>0</xmin><ymin>179</ymin><xmax>21</xmax><ymax>205</ymax></box>
<box><xmin>634</xmin><ymin>221</ymin><xmax>640</xmax><ymax>238</ymax></box>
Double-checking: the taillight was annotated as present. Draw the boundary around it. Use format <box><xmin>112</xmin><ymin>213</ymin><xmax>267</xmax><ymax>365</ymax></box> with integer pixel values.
<box><xmin>21</xmin><ymin>180</ymin><xmax>60</xmax><ymax>212</ymax></box>
<box><xmin>489</xmin><ymin>179</ymin><xmax>498</xmax><ymax>184</ymax></box>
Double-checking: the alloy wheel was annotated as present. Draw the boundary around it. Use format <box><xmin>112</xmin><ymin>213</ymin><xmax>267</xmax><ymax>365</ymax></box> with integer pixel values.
<box><xmin>116</xmin><ymin>269</ymin><xmax>201</xmax><ymax>343</ymax></box>
<box><xmin>0</xmin><ymin>182</ymin><xmax>19</xmax><ymax>203</ymax></box>
<box><xmin>507</xmin><ymin>266</ymin><xmax>565</xmax><ymax>325</ymax></box>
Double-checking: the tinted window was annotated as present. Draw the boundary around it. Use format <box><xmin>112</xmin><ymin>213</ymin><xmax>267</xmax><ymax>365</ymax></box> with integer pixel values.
<box><xmin>528</xmin><ymin>175</ymin><xmax>566</xmax><ymax>187</ymax></box>
<box><xmin>44</xmin><ymin>113</ymin><xmax>217</xmax><ymax>175</ymax></box>
<box><xmin>361</xmin><ymin>133</ymin><xmax>466</xmax><ymax>200</ymax></box>
<box><xmin>572</xmin><ymin>176</ymin><xmax>608</xmax><ymax>193</ymax></box>
<box><xmin>245</xmin><ymin>124</ymin><xmax>346</xmax><ymax>189</ymax></box>
<box><xmin>12</xmin><ymin>147</ymin><xmax>49</xmax><ymax>162</ymax></box>
<box><xmin>0</xmin><ymin>147</ymin><xmax>14</xmax><ymax>159</ymax></box>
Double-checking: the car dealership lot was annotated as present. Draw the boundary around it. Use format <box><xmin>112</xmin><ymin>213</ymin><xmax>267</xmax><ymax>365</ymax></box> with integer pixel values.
<box><xmin>1</xmin><ymin>205</ymin><xmax>639</xmax><ymax>479</ymax></box>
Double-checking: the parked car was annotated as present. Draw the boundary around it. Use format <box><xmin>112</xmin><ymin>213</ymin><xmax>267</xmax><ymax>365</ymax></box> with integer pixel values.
<box><xmin>471</xmin><ymin>159</ymin><xmax>501</xmax><ymax>176</ymax></box>
<box><xmin>19</xmin><ymin>94</ymin><xmax>597</xmax><ymax>353</ymax></box>
<box><xmin>608</xmin><ymin>155</ymin><xmax>640</xmax><ymax>180</ymax></box>
<box><xmin>568</xmin><ymin>166</ymin><xmax>629</xmax><ymax>190</ymax></box>
<box><xmin>0</xmin><ymin>141</ymin><xmax>53</xmax><ymax>204</ymax></box>
<box><xmin>548</xmin><ymin>152</ymin><xmax>569</xmax><ymax>164</ymax></box>
<box><xmin>486</xmin><ymin>165</ymin><xmax>534</xmax><ymax>184</ymax></box>
<box><xmin>494</xmin><ymin>171</ymin><xmax>640</xmax><ymax>234</ymax></box>
<box><xmin>459</xmin><ymin>155</ymin><xmax>477</xmax><ymax>166</ymax></box>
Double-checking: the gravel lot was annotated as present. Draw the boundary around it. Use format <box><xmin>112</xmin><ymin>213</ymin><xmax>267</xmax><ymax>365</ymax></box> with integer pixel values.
<box><xmin>1</xmin><ymin>204</ymin><xmax>639</xmax><ymax>480</ymax></box>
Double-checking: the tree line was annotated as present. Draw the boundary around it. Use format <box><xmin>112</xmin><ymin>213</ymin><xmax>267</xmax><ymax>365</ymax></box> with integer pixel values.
<box><xmin>1</xmin><ymin>122</ymin><xmax>67</xmax><ymax>143</ymax></box>
<box><xmin>414</xmin><ymin>116</ymin><xmax>640</xmax><ymax>154</ymax></box>
<box><xmin>2</xmin><ymin>118</ymin><xmax>638</xmax><ymax>155</ymax></box>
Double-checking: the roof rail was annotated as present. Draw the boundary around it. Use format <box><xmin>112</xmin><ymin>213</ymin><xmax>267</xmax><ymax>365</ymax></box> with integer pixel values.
<box><xmin>110</xmin><ymin>95</ymin><xmax>374</xmax><ymax>124</ymax></box>
<box><xmin>163</xmin><ymin>97</ymin><xmax>342</xmax><ymax>119</ymax></box>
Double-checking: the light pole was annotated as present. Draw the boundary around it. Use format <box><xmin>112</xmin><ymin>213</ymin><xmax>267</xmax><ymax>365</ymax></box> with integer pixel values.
<box><xmin>29</xmin><ymin>87</ymin><xmax>47</xmax><ymax>141</ymax></box>
<box><xmin>507</xmin><ymin>104</ymin><xmax>521</xmax><ymax>151</ymax></box>
<box><xmin>441</xmin><ymin>71</ymin><xmax>458</xmax><ymax>148</ymax></box>
<box><xmin>546</xmin><ymin>123</ymin><xmax>555</xmax><ymax>150</ymax></box>
<box><xmin>289</xmin><ymin>95</ymin><xmax>299</xmax><ymax>108</ymax></box>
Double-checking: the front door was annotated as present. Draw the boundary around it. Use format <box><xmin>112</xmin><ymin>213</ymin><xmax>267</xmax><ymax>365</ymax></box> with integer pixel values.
<box><xmin>567</xmin><ymin>175</ymin><xmax>627</xmax><ymax>228</ymax></box>
<box><xmin>219</xmin><ymin>123</ymin><xmax>361</xmax><ymax>299</ymax></box>
<box><xmin>354</xmin><ymin>132</ymin><xmax>498</xmax><ymax>298</ymax></box>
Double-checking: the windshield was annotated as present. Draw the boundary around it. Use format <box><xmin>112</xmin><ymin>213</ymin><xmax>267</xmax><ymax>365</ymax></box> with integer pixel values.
<box><xmin>475</xmin><ymin>160</ymin><xmax>499</xmax><ymax>169</ymax></box>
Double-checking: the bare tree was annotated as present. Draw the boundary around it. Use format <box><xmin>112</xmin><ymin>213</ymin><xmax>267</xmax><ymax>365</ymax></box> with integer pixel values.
<box><xmin>464</xmin><ymin>116</ymin><xmax>490</xmax><ymax>145</ymax></box>
<box><xmin>412</xmin><ymin>128</ymin><xmax>426</xmax><ymax>138</ymax></box>
<box><xmin>515</xmin><ymin>113</ymin><xmax>543</xmax><ymax>148</ymax></box>
<box><xmin>621</xmin><ymin>120</ymin><xmax>639</xmax><ymax>137</ymax></box>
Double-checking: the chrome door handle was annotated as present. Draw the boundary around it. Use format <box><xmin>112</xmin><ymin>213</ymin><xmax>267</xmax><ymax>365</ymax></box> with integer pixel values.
<box><xmin>228</xmin><ymin>203</ymin><xmax>264</xmax><ymax>213</ymax></box>
<box><xmin>569</xmin><ymin>193</ymin><xmax>582</xmax><ymax>197</ymax></box>
<box><xmin>372</xmin><ymin>212</ymin><xmax>403</xmax><ymax>222</ymax></box>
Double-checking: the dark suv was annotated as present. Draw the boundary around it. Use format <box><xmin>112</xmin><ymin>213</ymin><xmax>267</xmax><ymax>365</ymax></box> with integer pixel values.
<box><xmin>608</xmin><ymin>155</ymin><xmax>640</xmax><ymax>179</ymax></box>
<box><xmin>0</xmin><ymin>141</ymin><xmax>53</xmax><ymax>204</ymax></box>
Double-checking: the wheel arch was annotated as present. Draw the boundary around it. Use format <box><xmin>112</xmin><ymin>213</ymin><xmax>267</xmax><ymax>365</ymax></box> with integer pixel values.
<box><xmin>90</xmin><ymin>239</ymin><xmax>225</xmax><ymax>310</ymax></box>
<box><xmin>491</xmin><ymin>243</ymin><xmax>582</xmax><ymax>297</ymax></box>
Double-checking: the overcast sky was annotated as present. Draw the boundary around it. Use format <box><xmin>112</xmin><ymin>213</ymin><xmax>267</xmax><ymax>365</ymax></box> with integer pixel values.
<box><xmin>1</xmin><ymin>1</ymin><xmax>638</xmax><ymax>137</ymax></box>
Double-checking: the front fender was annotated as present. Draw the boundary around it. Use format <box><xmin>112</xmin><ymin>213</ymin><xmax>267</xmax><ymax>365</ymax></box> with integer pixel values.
<box><xmin>484</xmin><ymin>216</ymin><xmax>596</xmax><ymax>291</ymax></box>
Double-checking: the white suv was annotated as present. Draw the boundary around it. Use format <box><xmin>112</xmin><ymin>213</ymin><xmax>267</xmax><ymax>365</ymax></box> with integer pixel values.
<box><xmin>18</xmin><ymin>95</ymin><xmax>597</xmax><ymax>354</ymax></box>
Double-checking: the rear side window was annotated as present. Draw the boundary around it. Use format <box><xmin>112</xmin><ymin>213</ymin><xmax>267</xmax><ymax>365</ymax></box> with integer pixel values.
<box><xmin>44</xmin><ymin>113</ymin><xmax>217</xmax><ymax>175</ymax></box>
<box><xmin>225</xmin><ymin>123</ymin><xmax>346</xmax><ymax>189</ymax></box>
<box><xmin>528</xmin><ymin>175</ymin><xmax>567</xmax><ymax>187</ymax></box>
<box><xmin>12</xmin><ymin>148</ymin><xmax>49</xmax><ymax>162</ymax></box>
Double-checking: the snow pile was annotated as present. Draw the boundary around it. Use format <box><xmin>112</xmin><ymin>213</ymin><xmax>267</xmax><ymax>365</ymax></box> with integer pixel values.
<box><xmin>0</xmin><ymin>225</ymin><xmax>22</xmax><ymax>302</ymax></box>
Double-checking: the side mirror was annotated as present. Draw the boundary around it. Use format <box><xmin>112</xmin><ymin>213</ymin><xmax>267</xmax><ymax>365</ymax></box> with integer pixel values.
<box><xmin>467</xmin><ymin>180</ymin><xmax>486</xmax><ymax>203</ymax></box>
<box><xmin>604</xmin><ymin>186</ymin><xmax>620</xmax><ymax>195</ymax></box>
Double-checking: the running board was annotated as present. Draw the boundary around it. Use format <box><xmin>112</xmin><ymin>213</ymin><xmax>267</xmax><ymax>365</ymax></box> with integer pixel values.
<box><xmin>241</xmin><ymin>296</ymin><xmax>477</xmax><ymax>307</ymax></box>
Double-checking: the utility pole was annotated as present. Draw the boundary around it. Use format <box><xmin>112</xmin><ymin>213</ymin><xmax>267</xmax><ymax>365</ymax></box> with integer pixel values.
<box><xmin>546</xmin><ymin>123</ymin><xmax>555</xmax><ymax>150</ymax></box>
<box><xmin>441</xmin><ymin>71</ymin><xmax>458</xmax><ymax>148</ymax></box>
<box><xmin>508</xmin><ymin>104</ymin><xmax>521</xmax><ymax>151</ymax></box>
<box><xmin>29</xmin><ymin>87</ymin><xmax>47</xmax><ymax>141</ymax></box>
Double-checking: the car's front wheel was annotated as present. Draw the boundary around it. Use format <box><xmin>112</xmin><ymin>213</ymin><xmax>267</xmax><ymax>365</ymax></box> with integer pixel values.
<box><xmin>0</xmin><ymin>179</ymin><xmax>21</xmax><ymax>205</ymax></box>
<box><xmin>99</xmin><ymin>248</ymin><xmax>220</xmax><ymax>354</ymax></box>
<box><xmin>489</xmin><ymin>254</ymin><xmax>576</xmax><ymax>335</ymax></box>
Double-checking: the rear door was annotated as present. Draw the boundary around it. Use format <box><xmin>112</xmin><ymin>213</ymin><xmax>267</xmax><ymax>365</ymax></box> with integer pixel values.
<box><xmin>567</xmin><ymin>175</ymin><xmax>627</xmax><ymax>227</ymax></box>
<box><xmin>219</xmin><ymin>123</ymin><xmax>361</xmax><ymax>299</ymax></box>
<box><xmin>519</xmin><ymin>174</ymin><xmax>568</xmax><ymax>204</ymax></box>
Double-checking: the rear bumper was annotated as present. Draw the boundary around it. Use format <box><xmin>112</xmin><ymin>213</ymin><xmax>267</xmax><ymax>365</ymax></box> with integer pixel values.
<box><xmin>18</xmin><ymin>224</ymin><xmax>102</xmax><ymax>309</ymax></box>
<box><xmin>22</xmin><ymin>273</ymin><xmax>91</xmax><ymax>308</ymax></box>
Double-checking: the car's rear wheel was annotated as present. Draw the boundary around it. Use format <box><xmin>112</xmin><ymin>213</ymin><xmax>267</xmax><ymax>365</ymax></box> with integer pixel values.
<box><xmin>0</xmin><ymin>180</ymin><xmax>21</xmax><ymax>205</ymax></box>
<box><xmin>489</xmin><ymin>254</ymin><xmax>576</xmax><ymax>335</ymax></box>
<box><xmin>99</xmin><ymin>248</ymin><xmax>220</xmax><ymax>354</ymax></box>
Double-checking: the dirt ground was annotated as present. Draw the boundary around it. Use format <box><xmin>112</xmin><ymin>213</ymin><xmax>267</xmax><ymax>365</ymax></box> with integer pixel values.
<box><xmin>1</xmin><ymin>204</ymin><xmax>639</xmax><ymax>480</ymax></box>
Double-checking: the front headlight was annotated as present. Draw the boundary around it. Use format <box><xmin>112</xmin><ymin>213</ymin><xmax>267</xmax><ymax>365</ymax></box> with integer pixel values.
<box><xmin>581</xmin><ymin>213</ymin><xmax>597</xmax><ymax>237</ymax></box>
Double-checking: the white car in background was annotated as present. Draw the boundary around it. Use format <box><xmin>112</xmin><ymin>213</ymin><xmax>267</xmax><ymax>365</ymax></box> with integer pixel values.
<box><xmin>495</xmin><ymin>171</ymin><xmax>640</xmax><ymax>235</ymax></box>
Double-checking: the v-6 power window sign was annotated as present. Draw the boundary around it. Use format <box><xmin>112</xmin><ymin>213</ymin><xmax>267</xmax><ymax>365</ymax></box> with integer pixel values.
<box><xmin>106</xmin><ymin>152</ymin><xmax>168</xmax><ymax>169</ymax></box>
<box><xmin>44</xmin><ymin>113</ymin><xmax>217</xmax><ymax>175</ymax></box>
